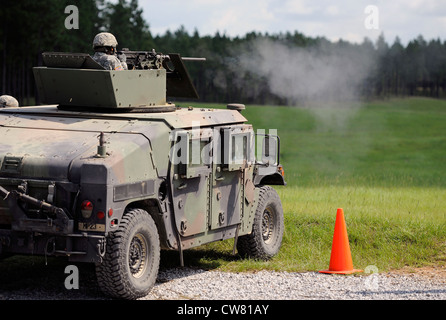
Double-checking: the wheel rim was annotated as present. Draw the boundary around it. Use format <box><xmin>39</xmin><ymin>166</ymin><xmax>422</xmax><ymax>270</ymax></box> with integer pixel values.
<box><xmin>129</xmin><ymin>233</ymin><xmax>149</xmax><ymax>278</ymax></box>
<box><xmin>262</xmin><ymin>206</ymin><xmax>275</xmax><ymax>244</ymax></box>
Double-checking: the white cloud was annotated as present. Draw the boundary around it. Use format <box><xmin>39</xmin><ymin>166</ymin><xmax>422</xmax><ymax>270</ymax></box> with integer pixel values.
<box><xmin>325</xmin><ymin>5</ymin><xmax>340</xmax><ymax>16</ymax></box>
<box><xmin>280</xmin><ymin>0</ymin><xmax>315</xmax><ymax>15</ymax></box>
<box><xmin>204</xmin><ymin>0</ymin><xmax>275</xmax><ymax>36</ymax></box>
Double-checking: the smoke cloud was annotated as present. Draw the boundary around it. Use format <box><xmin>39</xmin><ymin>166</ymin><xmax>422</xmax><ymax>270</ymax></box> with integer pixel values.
<box><xmin>231</xmin><ymin>38</ymin><xmax>377</xmax><ymax>103</ymax></box>
<box><xmin>223</xmin><ymin>37</ymin><xmax>378</xmax><ymax>129</ymax></box>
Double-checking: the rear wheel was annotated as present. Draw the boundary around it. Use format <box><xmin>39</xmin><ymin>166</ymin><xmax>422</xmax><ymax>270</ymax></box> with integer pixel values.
<box><xmin>96</xmin><ymin>208</ymin><xmax>160</xmax><ymax>299</ymax></box>
<box><xmin>237</xmin><ymin>186</ymin><xmax>284</xmax><ymax>260</ymax></box>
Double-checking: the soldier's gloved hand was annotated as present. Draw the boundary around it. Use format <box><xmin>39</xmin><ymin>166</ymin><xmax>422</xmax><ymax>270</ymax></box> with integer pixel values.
<box><xmin>117</xmin><ymin>52</ymin><xmax>126</xmax><ymax>63</ymax></box>
<box><xmin>117</xmin><ymin>53</ymin><xmax>128</xmax><ymax>70</ymax></box>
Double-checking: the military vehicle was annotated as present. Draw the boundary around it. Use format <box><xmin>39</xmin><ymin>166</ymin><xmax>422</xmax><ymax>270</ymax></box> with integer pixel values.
<box><xmin>0</xmin><ymin>50</ymin><xmax>285</xmax><ymax>299</ymax></box>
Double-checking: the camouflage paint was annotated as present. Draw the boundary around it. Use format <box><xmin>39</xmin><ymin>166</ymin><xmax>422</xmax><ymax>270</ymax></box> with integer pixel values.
<box><xmin>0</xmin><ymin>65</ymin><xmax>284</xmax><ymax>262</ymax></box>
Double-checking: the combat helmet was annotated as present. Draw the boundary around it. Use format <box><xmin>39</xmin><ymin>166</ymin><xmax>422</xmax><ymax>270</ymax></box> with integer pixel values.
<box><xmin>0</xmin><ymin>95</ymin><xmax>19</xmax><ymax>108</ymax></box>
<box><xmin>93</xmin><ymin>32</ymin><xmax>118</xmax><ymax>49</ymax></box>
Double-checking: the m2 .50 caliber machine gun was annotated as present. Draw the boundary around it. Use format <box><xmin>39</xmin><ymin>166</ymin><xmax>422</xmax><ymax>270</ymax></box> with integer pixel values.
<box><xmin>118</xmin><ymin>48</ymin><xmax>206</xmax><ymax>99</ymax></box>
<box><xmin>118</xmin><ymin>48</ymin><xmax>206</xmax><ymax>70</ymax></box>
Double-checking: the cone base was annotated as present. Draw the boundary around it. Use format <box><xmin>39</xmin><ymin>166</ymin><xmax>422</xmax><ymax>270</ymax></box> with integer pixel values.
<box><xmin>319</xmin><ymin>269</ymin><xmax>363</xmax><ymax>274</ymax></box>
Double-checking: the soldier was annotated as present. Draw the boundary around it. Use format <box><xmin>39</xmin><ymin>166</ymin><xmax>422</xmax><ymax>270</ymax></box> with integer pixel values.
<box><xmin>0</xmin><ymin>95</ymin><xmax>19</xmax><ymax>108</ymax></box>
<box><xmin>92</xmin><ymin>32</ymin><xmax>128</xmax><ymax>70</ymax></box>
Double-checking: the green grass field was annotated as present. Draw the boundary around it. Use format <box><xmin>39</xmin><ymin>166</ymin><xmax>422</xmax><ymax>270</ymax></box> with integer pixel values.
<box><xmin>179</xmin><ymin>97</ymin><xmax>446</xmax><ymax>273</ymax></box>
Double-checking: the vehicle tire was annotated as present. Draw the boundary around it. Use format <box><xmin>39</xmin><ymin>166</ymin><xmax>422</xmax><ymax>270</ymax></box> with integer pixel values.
<box><xmin>96</xmin><ymin>208</ymin><xmax>160</xmax><ymax>299</ymax></box>
<box><xmin>237</xmin><ymin>186</ymin><xmax>284</xmax><ymax>260</ymax></box>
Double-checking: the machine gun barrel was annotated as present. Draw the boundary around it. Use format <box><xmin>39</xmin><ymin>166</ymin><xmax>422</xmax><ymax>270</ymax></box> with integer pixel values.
<box><xmin>181</xmin><ymin>57</ymin><xmax>207</xmax><ymax>62</ymax></box>
<box><xmin>0</xmin><ymin>185</ymin><xmax>9</xmax><ymax>200</ymax></box>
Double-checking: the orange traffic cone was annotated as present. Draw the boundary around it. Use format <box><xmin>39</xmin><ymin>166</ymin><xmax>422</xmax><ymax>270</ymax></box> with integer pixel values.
<box><xmin>319</xmin><ymin>208</ymin><xmax>362</xmax><ymax>274</ymax></box>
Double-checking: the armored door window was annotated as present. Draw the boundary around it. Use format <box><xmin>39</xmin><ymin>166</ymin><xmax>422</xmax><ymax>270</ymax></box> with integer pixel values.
<box><xmin>232</xmin><ymin>134</ymin><xmax>247</xmax><ymax>164</ymax></box>
<box><xmin>256</xmin><ymin>134</ymin><xmax>279</xmax><ymax>165</ymax></box>
<box><xmin>173</xmin><ymin>129</ymin><xmax>212</xmax><ymax>179</ymax></box>
<box><xmin>221</xmin><ymin>126</ymin><xmax>254</xmax><ymax>171</ymax></box>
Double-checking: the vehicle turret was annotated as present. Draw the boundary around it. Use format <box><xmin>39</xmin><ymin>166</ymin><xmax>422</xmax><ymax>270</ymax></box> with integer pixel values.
<box><xmin>33</xmin><ymin>50</ymin><xmax>202</xmax><ymax>111</ymax></box>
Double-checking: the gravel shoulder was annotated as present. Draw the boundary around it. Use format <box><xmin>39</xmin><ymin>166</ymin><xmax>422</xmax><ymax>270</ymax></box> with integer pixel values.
<box><xmin>0</xmin><ymin>255</ymin><xmax>444</xmax><ymax>300</ymax></box>
<box><xmin>142</xmin><ymin>267</ymin><xmax>446</xmax><ymax>300</ymax></box>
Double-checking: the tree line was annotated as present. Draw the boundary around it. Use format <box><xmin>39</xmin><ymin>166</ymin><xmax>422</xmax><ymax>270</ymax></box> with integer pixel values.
<box><xmin>1</xmin><ymin>0</ymin><xmax>446</xmax><ymax>106</ymax></box>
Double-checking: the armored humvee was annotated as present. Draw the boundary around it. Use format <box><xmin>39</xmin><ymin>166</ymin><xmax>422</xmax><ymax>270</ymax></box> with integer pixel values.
<box><xmin>0</xmin><ymin>51</ymin><xmax>285</xmax><ymax>299</ymax></box>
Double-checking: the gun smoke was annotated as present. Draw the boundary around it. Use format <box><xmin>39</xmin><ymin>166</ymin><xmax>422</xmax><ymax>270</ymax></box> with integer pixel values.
<box><xmin>226</xmin><ymin>38</ymin><xmax>377</xmax><ymax>106</ymax></box>
<box><xmin>214</xmin><ymin>37</ymin><xmax>378</xmax><ymax>130</ymax></box>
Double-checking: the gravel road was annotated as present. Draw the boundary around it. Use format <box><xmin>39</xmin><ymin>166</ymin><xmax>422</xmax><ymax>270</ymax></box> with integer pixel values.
<box><xmin>142</xmin><ymin>267</ymin><xmax>446</xmax><ymax>300</ymax></box>
<box><xmin>0</xmin><ymin>262</ymin><xmax>445</xmax><ymax>300</ymax></box>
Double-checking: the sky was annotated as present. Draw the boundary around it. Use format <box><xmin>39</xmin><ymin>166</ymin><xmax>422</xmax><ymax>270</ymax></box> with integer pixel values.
<box><xmin>138</xmin><ymin>0</ymin><xmax>446</xmax><ymax>45</ymax></box>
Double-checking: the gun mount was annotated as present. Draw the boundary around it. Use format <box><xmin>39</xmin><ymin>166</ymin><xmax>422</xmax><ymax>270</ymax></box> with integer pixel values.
<box><xmin>34</xmin><ymin>50</ymin><xmax>205</xmax><ymax>111</ymax></box>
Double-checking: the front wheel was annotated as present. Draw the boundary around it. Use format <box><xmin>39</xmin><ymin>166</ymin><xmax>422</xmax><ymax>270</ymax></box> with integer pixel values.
<box><xmin>96</xmin><ymin>208</ymin><xmax>160</xmax><ymax>299</ymax></box>
<box><xmin>237</xmin><ymin>186</ymin><xmax>284</xmax><ymax>260</ymax></box>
